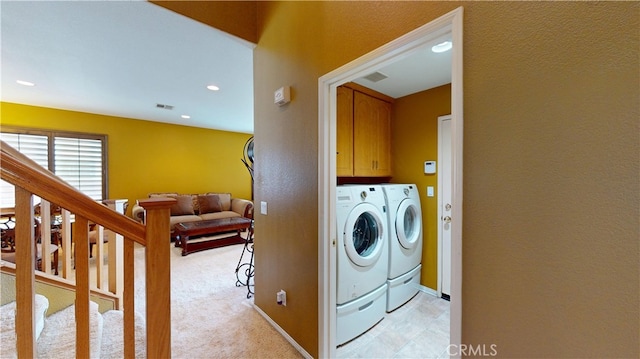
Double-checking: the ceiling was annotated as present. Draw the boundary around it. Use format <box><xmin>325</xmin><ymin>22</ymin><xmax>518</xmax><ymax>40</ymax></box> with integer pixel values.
<box><xmin>1</xmin><ymin>1</ymin><xmax>451</xmax><ymax>135</ymax></box>
<box><xmin>353</xmin><ymin>38</ymin><xmax>452</xmax><ymax>99</ymax></box>
<box><xmin>1</xmin><ymin>1</ymin><xmax>255</xmax><ymax>134</ymax></box>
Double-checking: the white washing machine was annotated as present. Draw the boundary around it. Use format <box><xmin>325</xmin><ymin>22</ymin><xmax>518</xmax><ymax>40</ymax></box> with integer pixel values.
<box><xmin>336</xmin><ymin>185</ymin><xmax>388</xmax><ymax>345</ymax></box>
<box><xmin>381</xmin><ymin>184</ymin><xmax>423</xmax><ymax>312</ymax></box>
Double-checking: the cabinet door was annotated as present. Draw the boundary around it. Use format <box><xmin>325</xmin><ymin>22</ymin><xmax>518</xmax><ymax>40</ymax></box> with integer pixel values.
<box><xmin>336</xmin><ymin>86</ymin><xmax>354</xmax><ymax>177</ymax></box>
<box><xmin>353</xmin><ymin>91</ymin><xmax>392</xmax><ymax>177</ymax></box>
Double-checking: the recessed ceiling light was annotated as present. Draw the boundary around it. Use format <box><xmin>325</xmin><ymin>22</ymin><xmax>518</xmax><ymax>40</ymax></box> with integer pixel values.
<box><xmin>181</xmin><ymin>115</ymin><xmax>191</xmax><ymax>119</ymax></box>
<box><xmin>207</xmin><ymin>85</ymin><xmax>220</xmax><ymax>91</ymax></box>
<box><xmin>16</xmin><ymin>80</ymin><xmax>35</xmax><ymax>87</ymax></box>
<box><xmin>431</xmin><ymin>41</ymin><xmax>452</xmax><ymax>53</ymax></box>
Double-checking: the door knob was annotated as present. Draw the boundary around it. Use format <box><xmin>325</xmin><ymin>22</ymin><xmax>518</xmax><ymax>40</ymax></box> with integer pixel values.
<box><xmin>443</xmin><ymin>216</ymin><xmax>452</xmax><ymax>223</ymax></box>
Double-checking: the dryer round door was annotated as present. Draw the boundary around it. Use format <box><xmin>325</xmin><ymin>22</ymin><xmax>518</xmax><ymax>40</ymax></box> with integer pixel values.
<box><xmin>343</xmin><ymin>203</ymin><xmax>385</xmax><ymax>267</ymax></box>
<box><xmin>395</xmin><ymin>199</ymin><xmax>421</xmax><ymax>249</ymax></box>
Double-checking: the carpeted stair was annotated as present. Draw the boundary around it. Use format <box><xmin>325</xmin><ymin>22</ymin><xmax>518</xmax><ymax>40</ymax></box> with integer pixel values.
<box><xmin>0</xmin><ymin>295</ymin><xmax>146</xmax><ymax>359</ymax></box>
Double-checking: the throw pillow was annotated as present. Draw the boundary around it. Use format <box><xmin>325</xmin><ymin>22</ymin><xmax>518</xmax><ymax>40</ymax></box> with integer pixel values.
<box><xmin>206</xmin><ymin>192</ymin><xmax>232</xmax><ymax>211</ymax></box>
<box><xmin>170</xmin><ymin>195</ymin><xmax>195</xmax><ymax>216</ymax></box>
<box><xmin>198</xmin><ymin>194</ymin><xmax>223</xmax><ymax>214</ymax></box>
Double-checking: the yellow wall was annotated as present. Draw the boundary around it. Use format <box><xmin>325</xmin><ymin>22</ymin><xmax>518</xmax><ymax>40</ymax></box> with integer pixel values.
<box><xmin>0</xmin><ymin>102</ymin><xmax>253</xmax><ymax>213</ymax></box>
<box><xmin>252</xmin><ymin>1</ymin><xmax>638</xmax><ymax>357</ymax></box>
<box><xmin>392</xmin><ymin>84</ymin><xmax>451</xmax><ymax>290</ymax></box>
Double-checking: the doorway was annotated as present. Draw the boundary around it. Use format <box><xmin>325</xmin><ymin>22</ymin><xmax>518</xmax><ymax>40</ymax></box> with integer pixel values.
<box><xmin>318</xmin><ymin>7</ymin><xmax>464</xmax><ymax>358</ymax></box>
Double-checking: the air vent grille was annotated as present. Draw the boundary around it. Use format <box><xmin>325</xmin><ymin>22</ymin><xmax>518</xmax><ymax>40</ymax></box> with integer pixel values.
<box><xmin>156</xmin><ymin>103</ymin><xmax>174</xmax><ymax>110</ymax></box>
<box><xmin>363</xmin><ymin>71</ymin><xmax>388</xmax><ymax>83</ymax></box>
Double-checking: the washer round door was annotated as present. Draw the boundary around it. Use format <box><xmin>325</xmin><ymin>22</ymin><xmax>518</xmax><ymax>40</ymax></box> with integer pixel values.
<box><xmin>343</xmin><ymin>203</ymin><xmax>385</xmax><ymax>267</ymax></box>
<box><xmin>395</xmin><ymin>199</ymin><xmax>421</xmax><ymax>249</ymax></box>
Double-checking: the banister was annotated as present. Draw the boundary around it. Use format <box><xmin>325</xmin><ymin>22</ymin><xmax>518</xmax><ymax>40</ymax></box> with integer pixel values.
<box><xmin>2</xmin><ymin>140</ymin><xmax>175</xmax><ymax>358</ymax></box>
<box><xmin>0</xmin><ymin>140</ymin><xmax>146</xmax><ymax>244</ymax></box>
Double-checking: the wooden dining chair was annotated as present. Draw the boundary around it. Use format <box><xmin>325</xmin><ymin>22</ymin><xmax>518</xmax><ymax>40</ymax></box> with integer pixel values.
<box><xmin>0</xmin><ymin>218</ymin><xmax>59</xmax><ymax>275</ymax></box>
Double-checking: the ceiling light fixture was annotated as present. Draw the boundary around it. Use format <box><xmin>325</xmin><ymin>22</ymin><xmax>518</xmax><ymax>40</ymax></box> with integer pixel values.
<box><xmin>16</xmin><ymin>80</ymin><xmax>35</xmax><ymax>87</ymax></box>
<box><xmin>431</xmin><ymin>41</ymin><xmax>452</xmax><ymax>53</ymax></box>
<box><xmin>181</xmin><ymin>115</ymin><xmax>191</xmax><ymax>119</ymax></box>
<box><xmin>207</xmin><ymin>85</ymin><xmax>220</xmax><ymax>91</ymax></box>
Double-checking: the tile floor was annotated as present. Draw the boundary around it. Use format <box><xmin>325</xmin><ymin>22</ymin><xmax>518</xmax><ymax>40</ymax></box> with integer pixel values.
<box><xmin>336</xmin><ymin>291</ymin><xmax>450</xmax><ymax>358</ymax></box>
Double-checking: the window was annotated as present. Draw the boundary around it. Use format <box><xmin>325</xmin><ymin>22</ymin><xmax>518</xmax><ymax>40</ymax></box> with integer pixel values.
<box><xmin>0</xmin><ymin>128</ymin><xmax>107</xmax><ymax>207</ymax></box>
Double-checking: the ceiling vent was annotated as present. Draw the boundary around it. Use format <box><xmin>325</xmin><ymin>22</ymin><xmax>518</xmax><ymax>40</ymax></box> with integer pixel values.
<box><xmin>156</xmin><ymin>103</ymin><xmax>174</xmax><ymax>110</ymax></box>
<box><xmin>363</xmin><ymin>71</ymin><xmax>388</xmax><ymax>83</ymax></box>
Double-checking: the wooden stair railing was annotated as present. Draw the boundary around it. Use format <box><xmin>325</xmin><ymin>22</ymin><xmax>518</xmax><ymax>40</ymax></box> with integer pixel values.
<box><xmin>0</xmin><ymin>140</ymin><xmax>175</xmax><ymax>358</ymax></box>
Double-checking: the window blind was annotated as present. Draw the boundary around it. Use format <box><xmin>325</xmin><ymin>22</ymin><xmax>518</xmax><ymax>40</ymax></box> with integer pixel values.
<box><xmin>54</xmin><ymin>137</ymin><xmax>103</xmax><ymax>201</ymax></box>
<box><xmin>0</xmin><ymin>133</ymin><xmax>49</xmax><ymax>207</ymax></box>
<box><xmin>0</xmin><ymin>131</ymin><xmax>106</xmax><ymax>208</ymax></box>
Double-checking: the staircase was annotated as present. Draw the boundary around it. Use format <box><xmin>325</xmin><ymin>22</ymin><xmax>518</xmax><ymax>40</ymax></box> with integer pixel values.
<box><xmin>0</xmin><ymin>140</ymin><xmax>175</xmax><ymax>357</ymax></box>
<box><xmin>1</xmin><ymin>295</ymin><xmax>146</xmax><ymax>358</ymax></box>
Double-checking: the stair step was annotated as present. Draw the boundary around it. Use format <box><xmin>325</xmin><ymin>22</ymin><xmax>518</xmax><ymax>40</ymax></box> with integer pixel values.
<box><xmin>0</xmin><ymin>294</ymin><xmax>49</xmax><ymax>358</ymax></box>
<box><xmin>36</xmin><ymin>301</ymin><xmax>103</xmax><ymax>359</ymax></box>
<box><xmin>0</xmin><ymin>297</ymin><xmax>147</xmax><ymax>358</ymax></box>
<box><xmin>100</xmin><ymin>310</ymin><xmax>146</xmax><ymax>358</ymax></box>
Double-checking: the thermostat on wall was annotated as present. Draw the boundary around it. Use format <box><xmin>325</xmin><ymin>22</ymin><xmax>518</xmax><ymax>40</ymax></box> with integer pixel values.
<box><xmin>274</xmin><ymin>86</ymin><xmax>291</xmax><ymax>106</ymax></box>
<box><xmin>424</xmin><ymin>161</ymin><xmax>436</xmax><ymax>174</ymax></box>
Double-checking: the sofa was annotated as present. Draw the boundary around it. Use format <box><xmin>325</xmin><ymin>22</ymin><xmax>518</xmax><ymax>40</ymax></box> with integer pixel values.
<box><xmin>131</xmin><ymin>192</ymin><xmax>253</xmax><ymax>238</ymax></box>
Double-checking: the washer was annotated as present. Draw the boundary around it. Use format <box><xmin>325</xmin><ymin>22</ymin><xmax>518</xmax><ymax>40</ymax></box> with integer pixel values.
<box><xmin>336</xmin><ymin>185</ymin><xmax>388</xmax><ymax>345</ymax></box>
<box><xmin>381</xmin><ymin>184</ymin><xmax>423</xmax><ymax>312</ymax></box>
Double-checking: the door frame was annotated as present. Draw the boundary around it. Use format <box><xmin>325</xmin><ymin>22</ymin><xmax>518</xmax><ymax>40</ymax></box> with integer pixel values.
<box><xmin>437</xmin><ymin>114</ymin><xmax>453</xmax><ymax>298</ymax></box>
<box><xmin>318</xmin><ymin>7</ymin><xmax>464</xmax><ymax>358</ymax></box>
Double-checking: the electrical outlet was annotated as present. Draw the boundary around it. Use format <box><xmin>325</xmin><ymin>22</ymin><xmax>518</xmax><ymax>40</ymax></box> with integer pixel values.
<box><xmin>277</xmin><ymin>290</ymin><xmax>286</xmax><ymax>306</ymax></box>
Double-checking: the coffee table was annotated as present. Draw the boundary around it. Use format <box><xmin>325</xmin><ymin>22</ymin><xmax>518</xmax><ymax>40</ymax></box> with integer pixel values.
<box><xmin>174</xmin><ymin>217</ymin><xmax>252</xmax><ymax>256</ymax></box>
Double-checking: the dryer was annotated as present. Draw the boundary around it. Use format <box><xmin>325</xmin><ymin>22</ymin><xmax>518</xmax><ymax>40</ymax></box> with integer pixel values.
<box><xmin>381</xmin><ymin>184</ymin><xmax>423</xmax><ymax>312</ymax></box>
<box><xmin>335</xmin><ymin>185</ymin><xmax>388</xmax><ymax>345</ymax></box>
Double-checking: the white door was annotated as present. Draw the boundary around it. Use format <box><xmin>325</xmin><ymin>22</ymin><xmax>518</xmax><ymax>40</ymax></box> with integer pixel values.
<box><xmin>438</xmin><ymin>115</ymin><xmax>452</xmax><ymax>297</ymax></box>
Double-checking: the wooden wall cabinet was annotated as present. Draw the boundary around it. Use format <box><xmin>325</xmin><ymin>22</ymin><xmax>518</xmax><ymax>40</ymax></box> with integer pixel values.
<box><xmin>336</xmin><ymin>86</ymin><xmax>354</xmax><ymax>177</ymax></box>
<box><xmin>337</xmin><ymin>84</ymin><xmax>392</xmax><ymax>177</ymax></box>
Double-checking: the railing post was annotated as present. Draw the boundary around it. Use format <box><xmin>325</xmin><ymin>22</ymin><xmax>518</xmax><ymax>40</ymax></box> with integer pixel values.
<box><xmin>105</xmin><ymin>199</ymin><xmax>127</xmax><ymax>306</ymax></box>
<box><xmin>139</xmin><ymin>197</ymin><xmax>175</xmax><ymax>359</ymax></box>
<box><xmin>60</xmin><ymin>208</ymin><xmax>72</xmax><ymax>279</ymax></box>
<box><xmin>14</xmin><ymin>187</ymin><xmax>36</xmax><ymax>358</ymax></box>
<box><xmin>40</xmin><ymin>200</ymin><xmax>52</xmax><ymax>275</ymax></box>
<box><xmin>74</xmin><ymin>215</ymin><xmax>91</xmax><ymax>359</ymax></box>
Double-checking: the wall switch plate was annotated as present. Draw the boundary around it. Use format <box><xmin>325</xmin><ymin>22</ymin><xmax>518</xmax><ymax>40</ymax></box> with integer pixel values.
<box><xmin>260</xmin><ymin>201</ymin><xmax>267</xmax><ymax>215</ymax></box>
<box><xmin>427</xmin><ymin>186</ymin><xmax>434</xmax><ymax>197</ymax></box>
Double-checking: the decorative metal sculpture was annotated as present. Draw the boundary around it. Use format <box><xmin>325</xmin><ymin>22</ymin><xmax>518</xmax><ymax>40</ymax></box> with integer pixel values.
<box><xmin>241</xmin><ymin>136</ymin><xmax>254</xmax><ymax>181</ymax></box>
<box><xmin>241</xmin><ymin>136</ymin><xmax>254</xmax><ymax>200</ymax></box>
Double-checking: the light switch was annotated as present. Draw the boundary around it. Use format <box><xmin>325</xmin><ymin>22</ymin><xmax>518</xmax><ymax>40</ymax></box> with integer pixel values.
<box><xmin>260</xmin><ymin>201</ymin><xmax>268</xmax><ymax>215</ymax></box>
<box><xmin>427</xmin><ymin>186</ymin><xmax>434</xmax><ymax>197</ymax></box>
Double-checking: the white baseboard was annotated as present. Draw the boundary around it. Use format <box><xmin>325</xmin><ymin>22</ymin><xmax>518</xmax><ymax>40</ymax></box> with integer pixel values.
<box><xmin>252</xmin><ymin>303</ymin><xmax>313</xmax><ymax>359</ymax></box>
<box><xmin>417</xmin><ymin>284</ymin><xmax>438</xmax><ymax>297</ymax></box>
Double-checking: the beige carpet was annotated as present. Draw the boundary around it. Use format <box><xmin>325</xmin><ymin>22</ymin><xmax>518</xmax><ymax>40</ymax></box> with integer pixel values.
<box><xmin>132</xmin><ymin>237</ymin><xmax>304</xmax><ymax>359</ymax></box>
